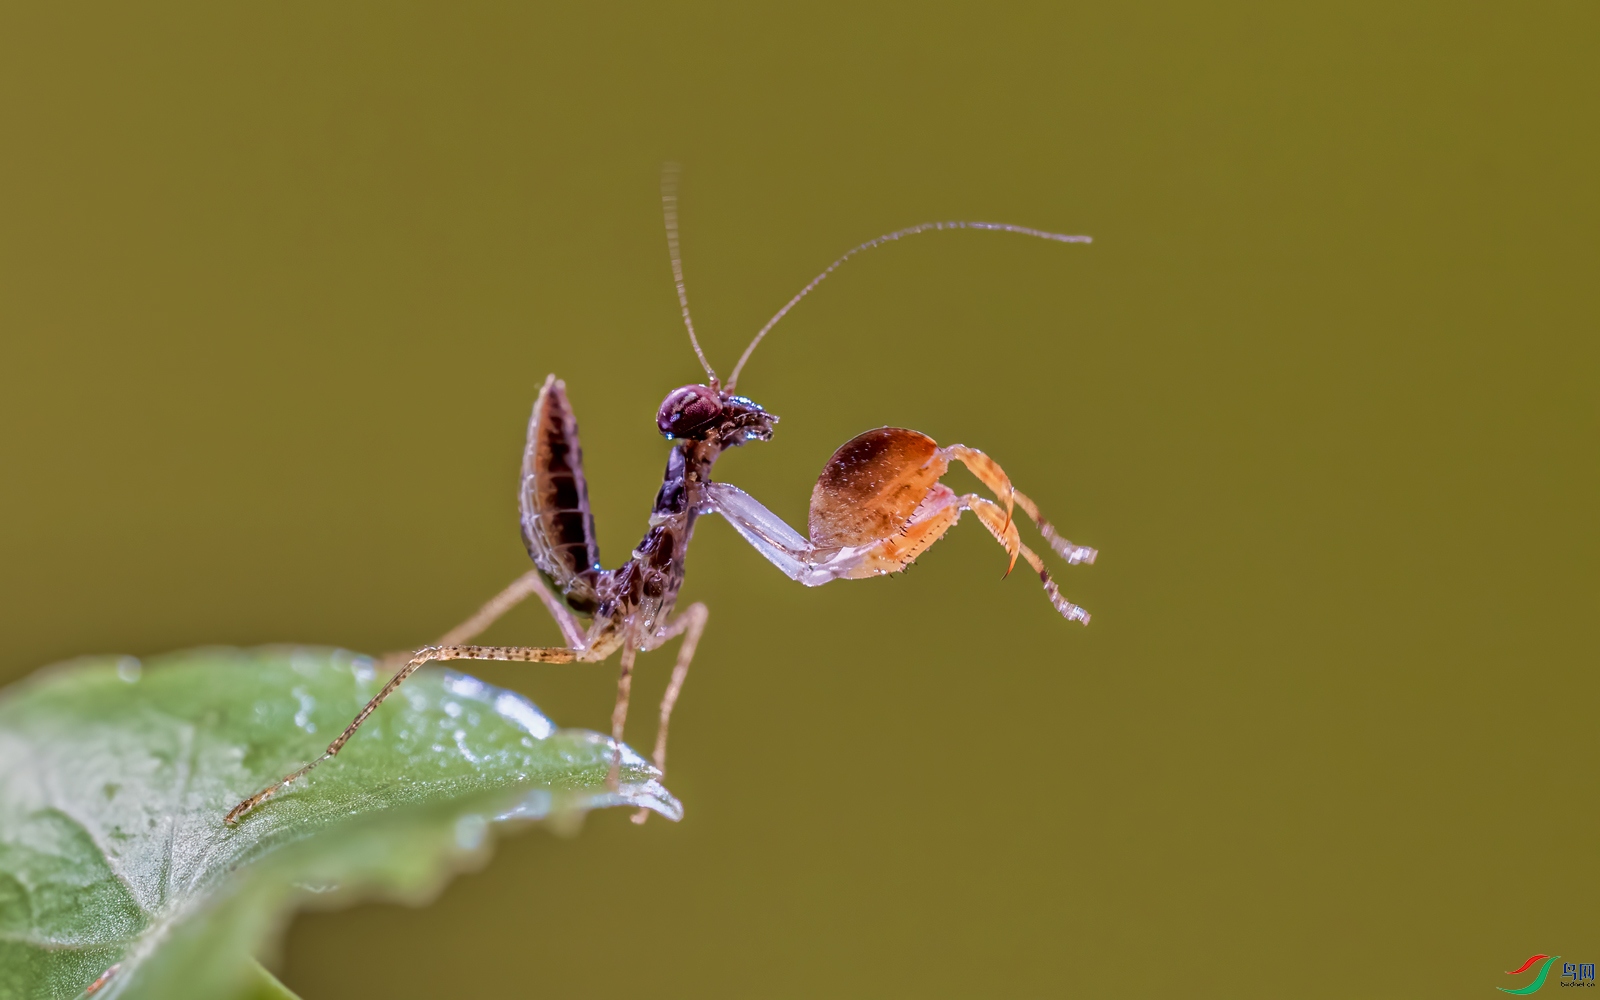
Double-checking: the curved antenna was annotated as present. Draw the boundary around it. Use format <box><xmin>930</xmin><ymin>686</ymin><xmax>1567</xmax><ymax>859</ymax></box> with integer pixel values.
<box><xmin>725</xmin><ymin>221</ymin><xmax>1091</xmax><ymax>391</ymax></box>
<box><xmin>661</xmin><ymin>163</ymin><xmax>719</xmax><ymax>387</ymax></box>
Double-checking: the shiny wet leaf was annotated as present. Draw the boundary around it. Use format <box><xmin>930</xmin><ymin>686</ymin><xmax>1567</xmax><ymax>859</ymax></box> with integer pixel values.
<box><xmin>0</xmin><ymin>647</ymin><xmax>678</xmax><ymax>1000</ymax></box>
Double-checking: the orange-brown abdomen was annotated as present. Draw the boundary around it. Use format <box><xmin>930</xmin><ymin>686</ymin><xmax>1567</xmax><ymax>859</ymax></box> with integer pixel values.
<box><xmin>808</xmin><ymin>427</ymin><xmax>949</xmax><ymax>547</ymax></box>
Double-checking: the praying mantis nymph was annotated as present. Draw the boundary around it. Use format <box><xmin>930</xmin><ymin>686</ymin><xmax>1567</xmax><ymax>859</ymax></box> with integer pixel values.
<box><xmin>225</xmin><ymin>169</ymin><xmax>1097</xmax><ymax>826</ymax></box>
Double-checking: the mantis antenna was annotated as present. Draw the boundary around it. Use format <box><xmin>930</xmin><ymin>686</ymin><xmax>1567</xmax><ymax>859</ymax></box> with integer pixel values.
<box><xmin>724</xmin><ymin>221</ymin><xmax>1091</xmax><ymax>392</ymax></box>
<box><xmin>661</xmin><ymin>163</ymin><xmax>720</xmax><ymax>388</ymax></box>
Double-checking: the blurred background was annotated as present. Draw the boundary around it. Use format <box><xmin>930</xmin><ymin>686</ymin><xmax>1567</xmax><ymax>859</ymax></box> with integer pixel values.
<box><xmin>1</xmin><ymin>3</ymin><xmax>1595</xmax><ymax>997</ymax></box>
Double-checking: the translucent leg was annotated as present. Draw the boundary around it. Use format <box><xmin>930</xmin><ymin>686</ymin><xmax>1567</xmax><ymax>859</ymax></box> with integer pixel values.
<box><xmin>224</xmin><ymin>643</ymin><xmax>577</xmax><ymax>824</ymax></box>
<box><xmin>632</xmin><ymin>602</ymin><xmax>709</xmax><ymax>825</ymax></box>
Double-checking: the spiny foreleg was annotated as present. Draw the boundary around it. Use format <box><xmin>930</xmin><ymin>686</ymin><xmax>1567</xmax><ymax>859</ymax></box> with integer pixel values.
<box><xmin>964</xmin><ymin>497</ymin><xmax>1090</xmax><ymax>623</ymax></box>
<box><xmin>1012</xmin><ymin>489</ymin><xmax>1097</xmax><ymax>565</ymax></box>
<box><xmin>942</xmin><ymin>444</ymin><xmax>1097</xmax><ymax>566</ymax></box>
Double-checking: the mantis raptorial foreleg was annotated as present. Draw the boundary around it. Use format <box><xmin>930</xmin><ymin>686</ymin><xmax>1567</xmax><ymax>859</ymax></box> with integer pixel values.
<box><xmin>701</xmin><ymin>426</ymin><xmax>1093</xmax><ymax>622</ymax></box>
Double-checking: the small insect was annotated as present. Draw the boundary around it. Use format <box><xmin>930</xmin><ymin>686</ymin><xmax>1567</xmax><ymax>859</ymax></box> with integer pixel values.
<box><xmin>226</xmin><ymin>168</ymin><xmax>1097</xmax><ymax>826</ymax></box>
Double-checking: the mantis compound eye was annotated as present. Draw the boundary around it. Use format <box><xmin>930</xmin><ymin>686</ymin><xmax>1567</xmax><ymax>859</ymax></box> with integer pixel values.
<box><xmin>657</xmin><ymin>384</ymin><xmax>723</xmax><ymax>439</ymax></box>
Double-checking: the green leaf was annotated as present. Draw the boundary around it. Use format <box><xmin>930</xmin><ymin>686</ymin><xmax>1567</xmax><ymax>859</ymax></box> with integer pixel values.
<box><xmin>0</xmin><ymin>646</ymin><xmax>678</xmax><ymax>1000</ymax></box>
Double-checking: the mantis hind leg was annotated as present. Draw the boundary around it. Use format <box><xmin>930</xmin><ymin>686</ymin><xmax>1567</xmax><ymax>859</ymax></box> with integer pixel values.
<box><xmin>225</xmin><ymin>643</ymin><xmax>581</xmax><ymax>824</ymax></box>
<box><xmin>372</xmin><ymin>569</ymin><xmax>589</xmax><ymax>675</ymax></box>
<box><xmin>436</xmin><ymin>569</ymin><xmax>588</xmax><ymax>648</ymax></box>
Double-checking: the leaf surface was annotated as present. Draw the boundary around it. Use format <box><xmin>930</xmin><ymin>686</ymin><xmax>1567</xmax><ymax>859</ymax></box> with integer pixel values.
<box><xmin>0</xmin><ymin>647</ymin><xmax>677</xmax><ymax>1000</ymax></box>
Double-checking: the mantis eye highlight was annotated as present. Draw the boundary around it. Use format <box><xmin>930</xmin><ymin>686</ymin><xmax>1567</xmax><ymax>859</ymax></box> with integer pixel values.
<box><xmin>657</xmin><ymin>384</ymin><xmax>723</xmax><ymax>438</ymax></box>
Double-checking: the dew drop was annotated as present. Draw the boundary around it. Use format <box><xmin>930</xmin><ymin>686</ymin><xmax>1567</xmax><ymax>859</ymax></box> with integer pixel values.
<box><xmin>455</xmin><ymin>813</ymin><xmax>488</xmax><ymax>850</ymax></box>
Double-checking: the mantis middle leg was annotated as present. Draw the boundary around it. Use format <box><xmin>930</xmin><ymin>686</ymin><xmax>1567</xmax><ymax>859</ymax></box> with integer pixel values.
<box><xmin>631</xmin><ymin>601</ymin><xmax>709</xmax><ymax>824</ymax></box>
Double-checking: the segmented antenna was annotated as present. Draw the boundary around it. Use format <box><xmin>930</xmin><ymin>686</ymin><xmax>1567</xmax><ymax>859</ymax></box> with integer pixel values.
<box><xmin>661</xmin><ymin>163</ymin><xmax>719</xmax><ymax>387</ymax></box>
<box><xmin>724</xmin><ymin>221</ymin><xmax>1091</xmax><ymax>391</ymax></box>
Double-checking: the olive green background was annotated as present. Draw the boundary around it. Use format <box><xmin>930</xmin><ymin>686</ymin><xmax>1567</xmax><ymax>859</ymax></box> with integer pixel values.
<box><xmin>1</xmin><ymin>4</ymin><xmax>1595</xmax><ymax>997</ymax></box>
